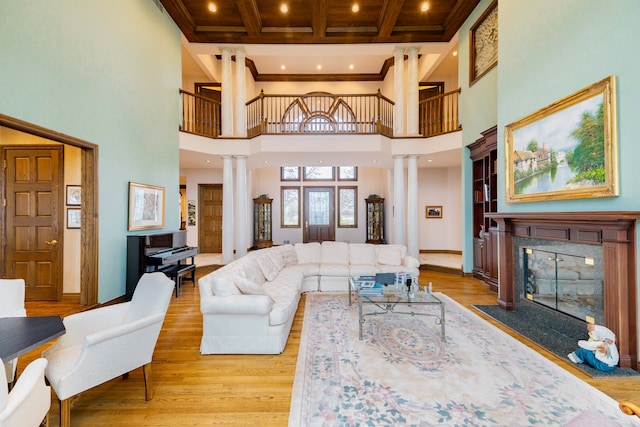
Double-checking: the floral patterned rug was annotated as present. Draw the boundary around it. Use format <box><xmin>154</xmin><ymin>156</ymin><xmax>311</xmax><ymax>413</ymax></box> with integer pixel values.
<box><xmin>288</xmin><ymin>293</ymin><xmax>640</xmax><ymax>426</ymax></box>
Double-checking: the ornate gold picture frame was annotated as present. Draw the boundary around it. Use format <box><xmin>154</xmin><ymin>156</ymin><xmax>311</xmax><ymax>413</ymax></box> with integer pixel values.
<box><xmin>505</xmin><ymin>76</ymin><xmax>618</xmax><ymax>203</ymax></box>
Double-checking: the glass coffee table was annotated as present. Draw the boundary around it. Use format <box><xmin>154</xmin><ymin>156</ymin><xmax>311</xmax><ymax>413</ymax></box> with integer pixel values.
<box><xmin>349</xmin><ymin>277</ymin><xmax>445</xmax><ymax>341</ymax></box>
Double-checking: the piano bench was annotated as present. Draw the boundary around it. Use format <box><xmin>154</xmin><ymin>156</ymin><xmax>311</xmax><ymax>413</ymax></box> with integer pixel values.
<box><xmin>162</xmin><ymin>264</ymin><xmax>196</xmax><ymax>297</ymax></box>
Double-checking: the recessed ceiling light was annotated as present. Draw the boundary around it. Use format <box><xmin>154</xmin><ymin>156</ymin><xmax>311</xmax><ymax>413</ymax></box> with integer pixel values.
<box><xmin>318</xmin><ymin>160</ymin><xmax>324</xmax><ymax>164</ymax></box>
<box><xmin>206</xmin><ymin>159</ymin><xmax>211</xmax><ymax>163</ymax></box>
<box><xmin>208</xmin><ymin>3</ymin><xmax>217</xmax><ymax>12</ymax></box>
<box><xmin>317</xmin><ymin>65</ymin><xmax>322</xmax><ymax>70</ymax></box>
<box><xmin>280</xmin><ymin>3</ymin><xmax>288</xmax><ymax>13</ymax></box>
<box><xmin>453</xmin><ymin>51</ymin><xmax>458</xmax><ymax>56</ymax></box>
<box><xmin>372</xmin><ymin>159</ymin><xmax>378</xmax><ymax>164</ymax></box>
<box><xmin>349</xmin><ymin>64</ymin><xmax>354</xmax><ymax>70</ymax></box>
<box><xmin>264</xmin><ymin>160</ymin><xmax>269</xmax><ymax>164</ymax></box>
<box><xmin>352</xmin><ymin>4</ymin><xmax>359</xmax><ymax>13</ymax></box>
<box><xmin>421</xmin><ymin>2</ymin><xmax>429</xmax><ymax>12</ymax></box>
<box><xmin>281</xmin><ymin>65</ymin><xmax>286</xmax><ymax>70</ymax></box>
<box><xmin>427</xmin><ymin>159</ymin><xmax>433</xmax><ymax>162</ymax></box>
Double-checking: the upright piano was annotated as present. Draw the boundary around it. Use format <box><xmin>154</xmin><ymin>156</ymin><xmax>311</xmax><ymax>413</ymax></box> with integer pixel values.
<box><xmin>126</xmin><ymin>230</ymin><xmax>199</xmax><ymax>298</ymax></box>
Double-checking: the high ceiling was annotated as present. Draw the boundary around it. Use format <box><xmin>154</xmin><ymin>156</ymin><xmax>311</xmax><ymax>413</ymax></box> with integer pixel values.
<box><xmin>159</xmin><ymin>0</ymin><xmax>480</xmax><ymax>45</ymax></box>
<box><xmin>166</xmin><ymin>0</ymin><xmax>475</xmax><ymax>170</ymax></box>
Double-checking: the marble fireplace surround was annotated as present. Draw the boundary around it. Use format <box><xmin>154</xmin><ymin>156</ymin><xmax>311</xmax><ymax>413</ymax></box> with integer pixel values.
<box><xmin>487</xmin><ymin>212</ymin><xmax>640</xmax><ymax>369</ymax></box>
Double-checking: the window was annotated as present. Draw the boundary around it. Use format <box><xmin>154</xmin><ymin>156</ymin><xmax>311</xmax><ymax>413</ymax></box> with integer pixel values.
<box><xmin>338</xmin><ymin>186</ymin><xmax>357</xmax><ymax>228</ymax></box>
<box><xmin>281</xmin><ymin>186</ymin><xmax>300</xmax><ymax>227</ymax></box>
<box><xmin>281</xmin><ymin>166</ymin><xmax>300</xmax><ymax>181</ymax></box>
<box><xmin>303</xmin><ymin>166</ymin><xmax>335</xmax><ymax>181</ymax></box>
<box><xmin>338</xmin><ymin>166</ymin><xmax>357</xmax><ymax>181</ymax></box>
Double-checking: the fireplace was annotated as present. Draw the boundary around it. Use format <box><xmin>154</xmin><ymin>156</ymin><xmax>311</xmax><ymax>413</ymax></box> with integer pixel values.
<box><xmin>487</xmin><ymin>212</ymin><xmax>639</xmax><ymax>369</ymax></box>
<box><xmin>518</xmin><ymin>238</ymin><xmax>604</xmax><ymax>322</ymax></box>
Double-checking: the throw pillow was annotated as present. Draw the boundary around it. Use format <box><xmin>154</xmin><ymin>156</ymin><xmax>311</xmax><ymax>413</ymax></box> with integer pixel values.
<box><xmin>233</xmin><ymin>275</ymin><xmax>275</xmax><ymax>304</ymax></box>
<box><xmin>281</xmin><ymin>245</ymin><xmax>298</xmax><ymax>265</ymax></box>
<box><xmin>377</xmin><ymin>245</ymin><xmax>402</xmax><ymax>265</ymax></box>
<box><xmin>267</xmin><ymin>249</ymin><xmax>286</xmax><ymax>271</ymax></box>
<box><xmin>257</xmin><ymin>255</ymin><xmax>279</xmax><ymax>281</ymax></box>
<box><xmin>211</xmin><ymin>276</ymin><xmax>241</xmax><ymax>297</ymax></box>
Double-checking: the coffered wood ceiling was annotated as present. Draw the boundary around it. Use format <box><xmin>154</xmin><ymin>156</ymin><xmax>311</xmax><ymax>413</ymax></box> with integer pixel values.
<box><xmin>159</xmin><ymin>0</ymin><xmax>481</xmax><ymax>45</ymax></box>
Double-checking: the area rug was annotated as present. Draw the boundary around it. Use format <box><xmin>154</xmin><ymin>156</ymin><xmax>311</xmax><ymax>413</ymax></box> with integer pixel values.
<box><xmin>289</xmin><ymin>293</ymin><xmax>640</xmax><ymax>426</ymax></box>
<box><xmin>473</xmin><ymin>304</ymin><xmax>640</xmax><ymax>378</ymax></box>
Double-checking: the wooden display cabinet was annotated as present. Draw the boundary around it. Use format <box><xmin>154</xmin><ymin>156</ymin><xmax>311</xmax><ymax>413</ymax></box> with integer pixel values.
<box><xmin>365</xmin><ymin>197</ymin><xmax>385</xmax><ymax>244</ymax></box>
<box><xmin>253</xmin><ymin>197</ymin><xmax>273</xmax><ymax>249</ymax></box>
<box><xmin>468</xmin><ymin>126</ymin><xmax>498</xmax><ymax>291</ymax></box>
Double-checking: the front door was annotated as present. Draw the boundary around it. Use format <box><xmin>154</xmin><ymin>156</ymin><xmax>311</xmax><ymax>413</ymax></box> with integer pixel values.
<box><xmin>198</xmin><ymin>184</ymin><xmax>223</xmax><ymax>253</ymax></box>
<box><xmin>303</xmin><ymin>187</ymin><xmax>335</xmax><ymax>243</ymax></box>
<box><xmin>4</xmin><ymin>146</ymin><xmax>63</xmax><ymax>301</ymax></box>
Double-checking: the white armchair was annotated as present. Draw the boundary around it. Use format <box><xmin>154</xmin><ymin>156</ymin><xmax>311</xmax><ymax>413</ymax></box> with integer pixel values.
<box><xmin>0</xmin><ymin>279</ymin><xmax>27</xmax><ymax>387</ymax></box>
<box><xmin>0</xmin><ymin>357</ymin><xmax>50</xmax><ymax>427</ymax></box>
<box><xmin>43</xmin><ymin>272</ymin><xmax>174</xmax><ymax>427</ymax></box>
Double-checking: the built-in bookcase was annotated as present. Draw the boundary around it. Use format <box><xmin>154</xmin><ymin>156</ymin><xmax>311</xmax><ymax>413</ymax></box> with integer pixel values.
<box><xmin>468</xmin><ymin>126</ymin><xmax>498</xmax><ymax>291</ymax></box>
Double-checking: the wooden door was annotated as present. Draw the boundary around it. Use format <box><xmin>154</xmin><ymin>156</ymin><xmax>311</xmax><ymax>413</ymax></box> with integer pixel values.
<box><xmin>4</xmin><ymin>146</ymin><xmax>63</xmax><ymax>301</ymax></box>
<box><xmin>303</xmin><ymin>187</ymin><xmax>335</xmax><ymax>243</ymax></box>
<box><xmin>198</xmin><ymin>184</ymin><xmax>222</xmax><ymax>253</ymax></box>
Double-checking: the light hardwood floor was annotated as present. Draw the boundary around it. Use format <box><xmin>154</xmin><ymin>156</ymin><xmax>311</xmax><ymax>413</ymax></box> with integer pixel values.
<box><xmin>20</xmin><ymin>270</ymin><xmax>640</xmax><ymax>426</ymax></box>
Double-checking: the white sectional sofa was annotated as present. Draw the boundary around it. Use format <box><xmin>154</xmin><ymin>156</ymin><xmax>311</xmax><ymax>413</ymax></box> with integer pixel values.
<box><xmin>198</xmin><ymin>242</ymin><xmax>420</xmax><ymax>354</ymax></box>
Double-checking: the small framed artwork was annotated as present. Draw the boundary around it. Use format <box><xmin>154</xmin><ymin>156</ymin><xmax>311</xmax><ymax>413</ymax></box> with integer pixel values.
<box><xmin>67</xmin><ymin>208</ymin><xmax>81</xmax><ymax>228</ymax></box>
<box><xmin>66</xmin><ymin>185</ymin><xmax>81</xmax><ymax>206</ymax></box>
<box><xmin>128</xmin><ymin>182</ymin><xmax>165</xmax><ymax>230</ymax></box>
<box><xmin>187</xmin><ymin>200</ymin><xmax>196</xmax><ymax>226</ymax></box>
<box><xmin>426</xmin><ymin>206</ymin><xmax>443</xmax><ymax>218</ymax></box>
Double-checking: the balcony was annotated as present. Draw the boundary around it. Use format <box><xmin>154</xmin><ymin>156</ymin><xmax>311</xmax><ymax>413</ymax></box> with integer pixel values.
<box><xmin>179</xmin><ymin>88</ymin><xmax>460</xmax><ymax>139</ymax></box>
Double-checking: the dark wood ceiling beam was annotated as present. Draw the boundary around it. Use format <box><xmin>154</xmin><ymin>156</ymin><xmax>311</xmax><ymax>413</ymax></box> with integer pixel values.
<box><xmin>443</xmin><ymin>0</ymin><xmax>482</xmax><ymax>40</ymax></box>
<box><xmin>312</xmin><ymin>0</ymin><xmax>328</xmax><ymax>39</ymax></box>
<box><xmin>236</xmin><ymin>0</ymin><xmax>262</xmax><ymax>37</ymax></box>
<box><xmin>191</xmin><ymin>32</ymin><xmax>446</xmax><ymax>44</ymax></box>
<box><xmin>378</xmin><ymin>0</ymin><xmax>405</xmax><ymax>37</ymax></box>
<box><xmin>157</xmin><ymin>0</ymin><xmax>197</xmax><ymax>39</ymax></box>
<box><xmin>255</xmin><ymin>73</ymin><xmax>384</xmax><ymax>82</ymax></box>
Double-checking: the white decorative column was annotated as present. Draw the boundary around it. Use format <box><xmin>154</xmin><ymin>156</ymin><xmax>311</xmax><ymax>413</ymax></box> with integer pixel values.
<box><xmin>221</xmin><ymin>156</ymin><xmax>235</xmax><ymax>263</ymax></box>
<box><xmin>393</xmin><ymin>47</ymin><xmax>405</xmax><ymax>136</ymax></box>
<box><xmin>220</xmin><ymin>47</ymin><xmax>233</xmax><ymax>137</ymax></box>
<box><xmin>234</xmin><ymin>47</ymin><xmax>247</xmax><ymax>137</ymax></box>
<box><xmin>407</xmin><ymin>47</ymin><xmax>419</xmax><ymax>136</ymax></box>
<box><xmin>235</xmin><ymin>155</ymin><xmax>248</xmax><ymax>258</ymax></box>
<box><xmin>393</xmin><ymin>155</ymin><xmax>406</xmax><ymax>245</ymax></box>
<box><xmin>406</xmin><ymin>155</ymin><xmax>419</xmax><ymax>260</ymax></box>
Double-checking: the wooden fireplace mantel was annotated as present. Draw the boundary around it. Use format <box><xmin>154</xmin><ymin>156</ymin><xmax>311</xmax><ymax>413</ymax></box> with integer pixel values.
<box><xmin>486</xmin><ymin>211</ymin><xmax>640</xmax><ymax>369</ymax></box>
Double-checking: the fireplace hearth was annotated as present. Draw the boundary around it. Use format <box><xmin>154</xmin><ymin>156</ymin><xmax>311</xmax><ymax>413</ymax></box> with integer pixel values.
<box><xmin>487</xmin><ymin>211</ymin><xmax>640</xmax><ymax>369</ymax></box>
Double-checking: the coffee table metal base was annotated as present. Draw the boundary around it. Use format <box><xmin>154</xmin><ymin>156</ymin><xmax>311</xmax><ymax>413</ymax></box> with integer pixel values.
<box><xmin>357</xmin><ymin>294</ymin><xmax>445</xmax><ymax>341</ymax></box>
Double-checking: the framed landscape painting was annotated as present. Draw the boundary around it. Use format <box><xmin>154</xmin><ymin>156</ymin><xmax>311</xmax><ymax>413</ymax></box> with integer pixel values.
<box><xmin>505</xmin><ymin>76</ymin><xmax>618</xmax><ymax>203</ymax></box>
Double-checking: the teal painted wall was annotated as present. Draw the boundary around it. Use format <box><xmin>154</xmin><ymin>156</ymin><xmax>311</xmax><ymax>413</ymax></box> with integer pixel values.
<box><xmin>0</xmin><ymin>1</ymin><xmax>182</xmax><ymax>302</ymax></box>
<box><xmin>458</xmin><ymin>0</ymin><xmax>498</xmax><ymax>272</ymax></box>
<box><xmin>498</xmin><ymin>0</ymin><xmax>640</xmax><ymax>214</ymax></box>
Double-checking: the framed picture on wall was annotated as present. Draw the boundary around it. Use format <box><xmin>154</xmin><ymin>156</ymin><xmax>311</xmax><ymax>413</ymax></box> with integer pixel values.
<box><xmin>67</xmin><ymin>208</ymin><xmax>81</xmax><ymax>228</ymax></box>
<box><xmin>469</xmin><ymin>0</ymin><xmax>498</xmax><ymax>85</ymax></box>
<box><xmin>505</xmin><ymin>76</ymin><xmax>618</xmax><ymax>203</ymax></box>
<box><xmin>128</xmin><ymin>182</ymin><xmax>165</xmax><ymax>230</ymax></box>
<box><xmin>426</xmin><ymin>206</ymin><xmax>443</xmax><ymax>218</ymax></box>
<box><xmin>66</xmin><ymin>185</ymin><xmax>81</xmax><ymax>206</ymax></box>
